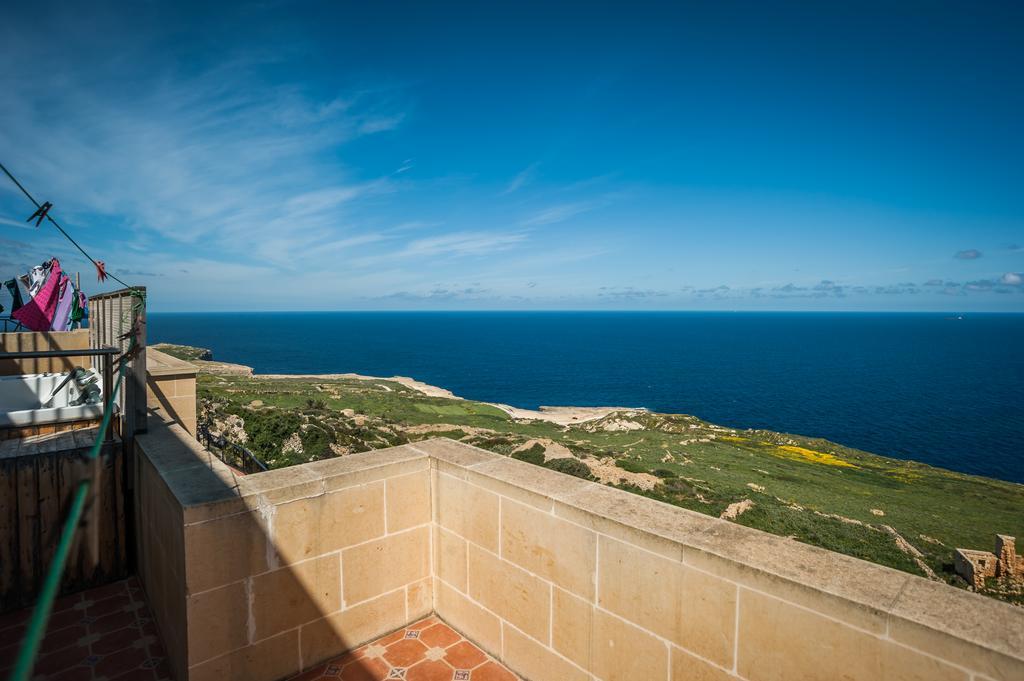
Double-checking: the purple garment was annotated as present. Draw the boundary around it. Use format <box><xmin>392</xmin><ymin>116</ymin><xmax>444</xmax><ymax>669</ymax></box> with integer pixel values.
<box><xmin>50</xmin><ymin>274</ymin><xmax>74</xmax><ymax>331</ymax></box>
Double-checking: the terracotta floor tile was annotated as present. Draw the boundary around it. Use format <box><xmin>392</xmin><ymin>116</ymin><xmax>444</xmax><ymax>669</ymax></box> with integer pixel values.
<box><xmin>93</xmin><ymin>644</ymin><xmax>148</xmax><ymax>677</ymax></box>
<box><xmin>47</xmin><ymin>605</ymin><xmax>86</xmax><ymax>631</ymax></box>
<box><xmin>88</xmin><ymin>592</ymin><xmax>132</xmax><ymax>617</ymax></box>
<box><xmin>285</xmin><ymin>616</ymin><xmax>518</xmax><ymax>681</ymax></box>
<box><xmin>38</xmin><ymin>623</ymin><xmax>86</xmax><ymax>653</ymax></box>
<box><xmin>327</xmin><ymin>648</ymin><xmax>365</xmax><ymax>669</ymax></box>
<box><xmin>93</xmin><ymin>625</ymin><xmax>142</xmax><ymax>654</ymax></box>
<box><xmin>383</xmin><ymin>638</ymin><xmax>427</xmax><ymax>667</ymax></box>
<box><xmin>469</xmin><ymin>661</ymin><xmax>518</xmax><ymax>681</ymax></box>
<box><xmin>418</xmin><ymin>623</ymin><xmax>461</xmax><ymax>649</ymax></box>
<box><xmin>376</xmin><ymin>628</ymin><xmax>409</xmax><ymax>647</ymax></box>
<box><xmin>32</xmin><ymin>644</ymin><xmax>89</xmax><ymax>676</ymax></box>
<box><xmin>443</xmin><ymin>641</ymin><xmax>486</xmax><ymax>670</ymax></box>
<box><xmin>109</xmin><ymin>667</ymin><xmax>158</xmax><ymax>681</ymax></box>
<box><xmin>405</xmin><ymin>659</ymin><xmax>454</xmax><ymax>681</ymax></box>
<box><xmin>340</xmin><ymin>656</ymin><xmax>390</xmax><ymax>681</ymax></box>
<box><xmin>94</xmin><ymin>609</ymin><xmax>136</xmax><ymax>634</ymax></box>
<box><xmin>47</xmin><ymin>665</ymin><xmax>95</xmax><ymax>681</ymax></box>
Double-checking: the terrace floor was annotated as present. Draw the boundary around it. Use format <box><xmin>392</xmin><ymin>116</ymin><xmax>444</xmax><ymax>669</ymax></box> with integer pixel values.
<box><xmin>0</xmin><ymin>577</ymin><xmax>171</xmax><ymax>681</ymax></box>
<box><xmin>1</xmin><ymin>580</ymin><xmax>519</xmax><ymax>681</ymax></box>
<box><xmin>286</xmin><ymin>616</ymin><xmax>520</xmax><ymax>681</ymax></box>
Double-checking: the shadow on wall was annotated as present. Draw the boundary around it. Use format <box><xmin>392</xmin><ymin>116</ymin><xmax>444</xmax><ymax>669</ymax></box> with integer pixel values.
<box><xmin>134</xmin><ymin>411</ymin><xmax>431</xmax><ymax>681</ymax></box>
<box><xmin>0</xmin><ymin>331</ymin><xmax>93</xmax><ymax>377</ymax></box>
<box><xmin>146</xmin><ymin>376</ymin><xmax>194</xmax><ymax>436</ymax></box>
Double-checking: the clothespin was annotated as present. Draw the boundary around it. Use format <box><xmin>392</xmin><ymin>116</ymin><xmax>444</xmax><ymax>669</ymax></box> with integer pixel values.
<box><xmin>26</xmin><ymin>201</ymin><xmax>53</xmax><ymax>227</ymax></box>
<box><xmin>95</xmin><ymin>260</ymin><xmax>108</xmax><ymax>282</ymax></box>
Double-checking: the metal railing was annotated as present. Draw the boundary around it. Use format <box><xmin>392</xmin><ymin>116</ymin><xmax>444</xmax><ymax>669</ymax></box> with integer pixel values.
<box><xmin>197</xmin><ymin>423</ymin><xmax>268</xmax><ymax>474</ymax></box>
<box><xmin>0</xmin><ymin>347</ymin><xmax>121</xmax><ymax>445</ymax></box>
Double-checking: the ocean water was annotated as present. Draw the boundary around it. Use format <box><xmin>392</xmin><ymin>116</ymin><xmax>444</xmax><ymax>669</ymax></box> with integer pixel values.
<box><xmin>149</xmin><ymin>312</ymin><xmax>1024</xmax><ymax>484</ymax></box>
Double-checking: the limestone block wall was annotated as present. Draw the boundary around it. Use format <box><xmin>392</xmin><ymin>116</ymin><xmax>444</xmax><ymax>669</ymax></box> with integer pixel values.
<box><xmin>134</xmin><ymin>429</ymin><xmax>1023</xmax><ymax>681</ymax></box>
<box><xmin>146</xmin><ymin>349</ymin><xmax>198</xmax><ymax>435</ymax></box>
<box><xmin>421</xmin><ymin>439</ymin><xmax>1024</xmax><ymax>681</ymax></box>
<box><xmin>135</xmin><ymin>416</ymin><xmax>432</xmax><ymax>681</ymax></box>
<box><xmin>135</xmin><ymin>429</ymin><xmax>188</xmax><ymax>681</ymax></box>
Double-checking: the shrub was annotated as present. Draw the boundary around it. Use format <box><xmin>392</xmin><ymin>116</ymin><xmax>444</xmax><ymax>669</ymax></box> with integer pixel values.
<box><xmin>544</xmin><ymin>457</ymin><xmax>593</xmax><ymax>480</ymax></box>
<box><xmin>652</xmin><ymin>468</ymin><xmax>677</xmax><ymax>478</ymax></box>
<box><xmin>663</xmin><ymin>477</ymin><xmax>696</xmax><ymax>495</ymax></box>
<box><xmin>235</xmin><ymin>408</ymin><xmax>302</xmax><ymax>461</ymax></box>
<box><xmin>299</xmin><ymin>424</ymin><xmax>334</xmax><ymax>460</ymax></box>
<box><xmin>614</xmin><ymin>458</ymin><xmax>648</xmax><ymax>474</ymax></box>
<box><xmin>512</xmin><ymin>443</ymin><xmax>545</xmax><ymax>466</ymax></box>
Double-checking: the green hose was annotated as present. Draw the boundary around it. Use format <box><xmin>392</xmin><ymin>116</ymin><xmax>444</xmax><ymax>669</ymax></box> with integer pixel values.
<box><xmin>7</xmin><ymin>349</ymin><xmax>130</xmax><ymax>681</ymax></box>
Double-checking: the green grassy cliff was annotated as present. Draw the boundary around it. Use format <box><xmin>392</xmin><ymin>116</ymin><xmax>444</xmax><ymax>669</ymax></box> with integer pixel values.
<box><xmin>180</xmin><ymin>344</ymin><xmax>1023</xmax><ymax>604</ymax></box>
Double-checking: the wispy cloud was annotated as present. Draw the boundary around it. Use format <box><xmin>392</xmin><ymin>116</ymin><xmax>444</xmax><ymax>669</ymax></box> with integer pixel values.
<box><xmin>522</xmin><ymin>201</ymin><xmax>599</xmax><ymax>226</ymax></box>
<box><xmin>502</xmin><ymin>163</ymin><xmax>539</xmax><ymax>194</ymax></box>
<box><xmin>954</xmin><ymin>249</ymin><xmax>983</xmax><ymax>260</ymax></box>
<box><xmin>350</xmin><ymin>230</ymin><xmax>528</xmax><ymax>267</ymax></box>
<box><xmin>0</xmin><ymin>30</ymin><xmax>408</xmax><ymax>271</ymax></box>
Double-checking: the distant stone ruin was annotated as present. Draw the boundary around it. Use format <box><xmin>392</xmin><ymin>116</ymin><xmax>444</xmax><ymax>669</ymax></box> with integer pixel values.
<box><xmin>954</xmin><ymin>534</ymin><xmax>1024</xmax><ymax>590</ymax></box>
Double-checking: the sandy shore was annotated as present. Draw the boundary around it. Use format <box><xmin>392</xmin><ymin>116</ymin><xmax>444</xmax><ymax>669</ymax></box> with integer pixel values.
<box><xmin>487</xmin><ymin>403</ymin><xmax>641</xmax><ymax>426</ymax></box>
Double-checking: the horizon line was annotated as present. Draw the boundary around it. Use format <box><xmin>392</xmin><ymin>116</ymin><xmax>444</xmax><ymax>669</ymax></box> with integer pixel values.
<box><xmin>144</xmin><ymin>309</ymin><xmax>1024</xmax><ymax>315</ymax></box>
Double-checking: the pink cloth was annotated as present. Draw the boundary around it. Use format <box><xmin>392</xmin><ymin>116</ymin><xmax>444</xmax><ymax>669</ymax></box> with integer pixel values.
<box><xmin>12</xmin><ymin>259</ymin><xmax>63</xmax><ymax>331</ymax></box>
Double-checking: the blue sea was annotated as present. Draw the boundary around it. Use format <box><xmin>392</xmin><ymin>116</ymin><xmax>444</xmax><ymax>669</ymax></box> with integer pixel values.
<box><xmin>149</xmin><ymin>312</ymin><xmax>1024</xmax><ymax>484</ymax></box>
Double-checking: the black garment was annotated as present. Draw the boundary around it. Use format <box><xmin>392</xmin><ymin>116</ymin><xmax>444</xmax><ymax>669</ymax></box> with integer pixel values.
<box><xmin>4</xmin><ymin>278</ymin><xmax>24</xmax><ymax>312</ymax></box>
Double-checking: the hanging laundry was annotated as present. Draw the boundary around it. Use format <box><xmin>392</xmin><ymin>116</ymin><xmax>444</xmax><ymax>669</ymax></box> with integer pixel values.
<box><xmin>12</xmin><ymin>258</ymin><xmax>63</xmax><ymax>332</ymax></box>
<box><xmin>3</xmin><ymin>279</ymin><xmax>24</xmax><ymax>312</ymax></box>
<box><xmin>95</xmin><ymin>260</ymin><xmax>107</xmax><ymax>283</ymax></box>
<box><xmin>19</xmin><ymin>261</ymin><xmax>53</xmax><ymax>298</ymax></box>
<box><xmin>50</xmin><ymin>274</ymin><xmax>75</xmax><ymax>331</ymax></box>
<box><xmin>70</xmin><ymin>286</ymin><xmax>88</xmax><ymax>328</ymax></box>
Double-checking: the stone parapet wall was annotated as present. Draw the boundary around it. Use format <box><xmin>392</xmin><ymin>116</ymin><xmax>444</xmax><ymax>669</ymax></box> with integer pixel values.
<box><xmin>134</xmin><ymin>430</ymin><xmax>1024</xmax><ymax>681</ymax></box>
<box><xmin>135</xmin><ymin>415</ymin><xmax>432</xmax><ymax>681</ymax></box>
<box><xmin>422</xmin><ymin>438</ymin><xmax>1022</xmax><ymax>681</ymax></box>
<box><xmin>146</xmin><ymin>349</ymin><xmax>198</xmax><ymax>435</ymax></box>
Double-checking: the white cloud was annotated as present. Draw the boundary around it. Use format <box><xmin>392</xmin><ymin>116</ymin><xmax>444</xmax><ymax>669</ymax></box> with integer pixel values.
<box><xmin>351</xmin><ymin>230</ymin><xmax>529</xmax><ymax>267</ymax></box>
<box><xmin>1000</xmin><ymin>272</ymin><xmax>1023</xmax><ymax>286</ymax></box>
<box><xmin>522</xmin><ymin>201</ymin><xmax>599</xmax><ymax>226</ymax></box>
<box><xmin>502</xmin><ymin>163</ymin><xmax>539</xmax><ymax>194</ymax></box>
<box><xmin>0</xmin><ymin>25</ymin><xmax>407</xmax><ymax>271</ymax></box>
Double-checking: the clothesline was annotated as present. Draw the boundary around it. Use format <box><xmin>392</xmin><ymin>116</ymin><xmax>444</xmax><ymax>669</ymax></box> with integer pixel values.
<box><xmin>0</xmin><ymin>160</ymin><xmax>133</xmax><ymax>289</ymax></box>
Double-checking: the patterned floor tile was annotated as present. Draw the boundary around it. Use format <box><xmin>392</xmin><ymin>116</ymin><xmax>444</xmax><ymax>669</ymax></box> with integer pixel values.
<box><xmin>286</xmin><ymin>616</ymin><xmax>520</xmax><ymax>681</ymax></box>
<box><xmin>0</xmin><ymin>577</ymin><xmax>172</xmax><ymax>681</ymax></box>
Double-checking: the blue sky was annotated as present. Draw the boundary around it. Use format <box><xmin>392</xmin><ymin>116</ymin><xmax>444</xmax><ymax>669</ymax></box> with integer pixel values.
<box><xmin>0</xmin><ymin>1</ymin><xmax>1022</xmax><ymax>312</ymax></box>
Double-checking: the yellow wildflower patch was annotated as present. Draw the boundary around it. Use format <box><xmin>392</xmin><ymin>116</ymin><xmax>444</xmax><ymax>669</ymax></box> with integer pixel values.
<box><xmin>718</xmin><ymin>435</ymin><xmax>748</xmax><ymax>443</ymax></box>
<box><xmin>774</xmin><ymin>445</ymin><xmax>858</xmax><ymax>468</ymax></box>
